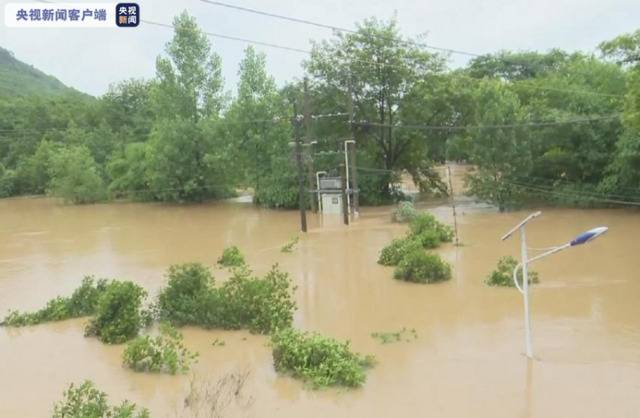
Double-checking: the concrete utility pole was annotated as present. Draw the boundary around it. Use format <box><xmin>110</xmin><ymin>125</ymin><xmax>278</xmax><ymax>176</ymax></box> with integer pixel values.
<box><xmin>347</xmin><ymin>82</ymin><xmax>359</xmax><ymax>214</ymax></box>
<box><xmin>293</xmin><ymin>103</ymin><xmax>307</xmax><ymax>233</ymax></box>
<box><xmin>303</xmin><ymin>77</ymin><xmax>317</xmax><ymax>213</ymax></box>
<box><xmin>340</xmin><ymin>163</ymin><xmax>349</xmax><ymax>225</ymax></box>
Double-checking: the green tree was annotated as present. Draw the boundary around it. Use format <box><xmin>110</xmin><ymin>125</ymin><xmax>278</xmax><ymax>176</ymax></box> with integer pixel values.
<box><xmin>152</xmin><ymin>11</ymin><xmax>225</xmax><ymax>121</ymax></box>
<box><xmin>48</xmin><ymin>145</ymin><xmax>106</xmax><ymax>204</ymax></box>
<box><xmin>599</xmin><ymin>30</ymin><xmax>640</xmax><ymax>196</ymax></box>
<box><xmin>305</xmin><ymin>18</ymin><xmax>445</xmax><ymax>198</ymax></box>
<box><xmin>224</xmin><ymin>46</ymin><xmax>296</xmax><ymax>207</ymax></box>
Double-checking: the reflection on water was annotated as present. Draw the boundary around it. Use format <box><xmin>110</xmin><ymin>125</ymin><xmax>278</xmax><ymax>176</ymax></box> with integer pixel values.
<box><xmin>0</xmin><ymin>192</ymin><xmax>639</xmax><ymax>417</ymax></box>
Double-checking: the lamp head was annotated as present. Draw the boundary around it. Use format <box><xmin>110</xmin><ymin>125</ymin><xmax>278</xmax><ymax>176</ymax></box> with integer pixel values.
<box><xmin>570</xmin><ymin>226</ymin><xmax>608</xmax><ymax>246</ymax></box>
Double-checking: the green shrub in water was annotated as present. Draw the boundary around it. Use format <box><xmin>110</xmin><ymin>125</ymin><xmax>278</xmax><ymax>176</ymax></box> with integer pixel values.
<box><xmin>157</xmin><ymin>263</ymin><xmax>213</xmax><ymax>326</ymax></box>
<box><xmin>280</xmin><ymin>236</ymin><xmax>299</xmax><ymax>253</ymax></box>
<box><xmin>408</xmin><ymin>212</ymin><xmax>454</xmax><ymax>244</ymax></box>
<box><xmin>123</xmin><ymin>323</ymin><xmax>198</xmax><ymax>375</ymax></box>
<box><xmin>391</xmin><ymin>201</ymin><xmax>417</xmax><ymax>223</ymax></box>
<box><xmin>157</xmin><ymin>262</ymin><xmax>296</xmax><ymax>334</ymax></box>
<box><xmin>271</xmin><ymin>328</ymin><xmax>375</xmax><ymax>388</ymax></box>
<box><xmin>486</xmin><ymin>256</ymin><xmax>540</xmax><ymax>287</ymax></box>
<box><xmin>377</xmin><ymin>237</ymin><xmax>423</xmax><ymax>266</ymax></box>
<box><xmin>393</xmin><ymin>250</ymin><xmax>452</xmax><ymax>283</ymax></box>
<box><xmin>2</xmin><ymin>276</ymin><xmax>109</xmax><ymax>326</ymax></box>
<box><xmin>85</xmin><ymin>281</ymin><xmax>149</xmax><ymax>344</ymax></box>
<box><xmin>52</xmin><ymin>380</ymin><xmax>149</xmax><ymax>418</ymax></box>
<box><xmin>217</xmin><ymin>246</ymin><xmax>245</xmax><ymax>267</ymax></box>
<box><xmin>218</xmin><ymin>265</ymin><xmax>296</xmax><ymax>333</ymax></box>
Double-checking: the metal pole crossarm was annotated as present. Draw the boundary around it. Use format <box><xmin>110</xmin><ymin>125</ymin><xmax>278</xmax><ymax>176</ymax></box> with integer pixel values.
<box><xmin>501</xmin><ymin>211</ymin><xmax>542</xmax><ymax>241</ymax></box>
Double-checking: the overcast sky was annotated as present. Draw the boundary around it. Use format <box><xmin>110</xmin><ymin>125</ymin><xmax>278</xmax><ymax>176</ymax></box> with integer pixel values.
<box><xmin>1</xmin><ymin>0</ymin><xmax>639</xmax><ymax>96</ymax></box>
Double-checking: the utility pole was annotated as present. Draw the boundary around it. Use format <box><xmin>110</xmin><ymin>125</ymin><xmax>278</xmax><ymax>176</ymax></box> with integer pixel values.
<box><xmin>293</xmin><ymin>103</ymin><xmax>307</xmax><ymax>233</ymax></box>
<box><xmin>447</xmin><ymin>165</ymin><xmax>459</xmax><ymax>246</ymax></box>
<box><xmin>340</xmin><ymin>163</ymin><xmax>349</xmax><ymax>225</ymax></box>
<box><xmin>303</xmin><ymin>77</ymin><xmax>317</xmax><ymax>213</ymax></box>
<box><xmin>347</xmin><ymin>81</ymin><xmax>359</xmax><ymax>214</ymax></box>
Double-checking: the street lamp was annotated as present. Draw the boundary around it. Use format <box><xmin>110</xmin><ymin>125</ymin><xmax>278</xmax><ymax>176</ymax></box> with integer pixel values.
<box><xmin>501</xmin><ymin>212</ymin><xmax>607</xmax><ymax>358</ymax></box>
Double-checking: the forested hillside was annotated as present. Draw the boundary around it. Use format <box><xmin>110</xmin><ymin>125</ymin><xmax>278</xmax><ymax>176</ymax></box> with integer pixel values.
<box><xmin>0</xmin><ymin>13</ymin><xmax>638</xmax><ymax>209</ymax></box>
<box><xmin>0</xmin><ymin>47</ymin><xmax>79</xmax><ymax>97</ymax></box>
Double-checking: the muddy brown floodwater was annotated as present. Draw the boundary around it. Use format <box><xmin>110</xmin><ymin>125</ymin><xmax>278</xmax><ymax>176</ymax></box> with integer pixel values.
<box><xmin>1</xmin><ymin>192</ymin><xmax>639</xmax><ymax>417</ymax></box>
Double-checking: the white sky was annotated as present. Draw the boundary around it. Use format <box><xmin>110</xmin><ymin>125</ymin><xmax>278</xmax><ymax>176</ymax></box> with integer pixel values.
<box><xmin>1</xmin><ymin>0</ymin><xmax>639</xmax><ymax>96</ymax></box>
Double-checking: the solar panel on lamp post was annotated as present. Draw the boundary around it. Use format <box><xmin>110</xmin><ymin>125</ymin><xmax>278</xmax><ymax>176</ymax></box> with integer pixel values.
<box><xmin>501</xmin><ymin>212</ymin><xmax>607</xmax><ymax>359</ymax></box>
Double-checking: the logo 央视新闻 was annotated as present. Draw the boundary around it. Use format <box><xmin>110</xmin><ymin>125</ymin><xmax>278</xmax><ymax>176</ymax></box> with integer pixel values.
<box><xmin>115</xmin><ymin>3</ymin><xmax>139</xmax><ymax>27</ymax></box>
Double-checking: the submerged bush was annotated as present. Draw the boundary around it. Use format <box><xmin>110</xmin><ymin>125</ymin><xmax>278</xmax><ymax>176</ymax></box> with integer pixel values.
<box><xmin>408</xmin><ymin>212</ymin><xmax>453</xmax><ymax>244</ymax></box>
<box><xmin>271</xmin><ymin>328</ymin><xmax>375</xmax><ymax>388</ymax></box>
<box><xmin>157</xmin><ymin>262</ymin><xmax>296</xmax><ymax>334</ymax></box>
<box><xmin>157</xmin><ymin>263</ymin><xmax>213</xmax><ymax>326</ymax></box>
<box><xmin>218</xmin><ymin>265</ymin><xmax>296</xmax><ymax>333</ymax></box>
<box><xmin>393</xmin><ymin>250</ymin><xmax>452</xmax><ymax>283</ymax></box>
<box><xmin>85</xmin><ymin>281</ymin><xmax>149</xmax><ymax>344</ymax></box>
<box><xmin>123</xmin><ymin>323</ymin><xmax>198</xmax><ymax>375</ymax></box>
<box><xmin>217</xmin><ymin>246</ymin><xmax>245</xmax><ymax>267</ymax></box>
<box><xmin>2</xmin><ymin>277</ymin><xmax>109</xmax><ymax>326</ymax></box>
<box><xmin>486</xmin><ymin>256</ymin><xmax>540</xmax><ymax>287</ymax></box>
<box><xmin>391</xmin><ymin>201</ymin><xmax>417</xmax><ymax>223</ymax></box>
<box><xmin>377</xmin><ymin>237</ymin><xmax>422</xmax><ymax>266</ymax></box>
<box><xmin>52</xmin><ymin>380</ymin><xmax>149</xmax><ymax>418</ymax></box>
<box><xmin>280</xmin><ymin>236</ymin><xmax>299</xmax><ymax>253</ymax></box>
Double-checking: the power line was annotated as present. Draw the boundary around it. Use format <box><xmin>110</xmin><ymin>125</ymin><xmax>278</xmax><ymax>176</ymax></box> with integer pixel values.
<box><xmin>351</xmin><ymin>113</ymin><xmax>622</xmax><ymax>131</ymax></box>
<box><xmin>504</xmin><ymin>180</ymin><xmax>640</xmax><ymax>206</ymax></box>
<box><xmin>198</xmin><ymin>0</ymin><xmax>482</xmax><ymax>58</ymax></box>
<box><xmin>143</xmin><ymin>19</ymin><xmax>311</xmax><ymax>54</ymax></box>
<box><xmin>197</xmin><ymin>1</ymin><xmax>624</xmax><ymax>99</ymax></box>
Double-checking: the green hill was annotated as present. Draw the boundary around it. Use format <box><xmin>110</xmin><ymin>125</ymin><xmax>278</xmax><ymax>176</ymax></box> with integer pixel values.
<box><xmin>0</xmin><ymin>46</ymin><xmax>80</xmax><ymax>98</ymax></box>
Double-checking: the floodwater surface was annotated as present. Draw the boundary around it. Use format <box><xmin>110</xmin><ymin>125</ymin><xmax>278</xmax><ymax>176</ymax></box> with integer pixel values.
<box><xmin>0</xmin><ymin>191</ymin><xmax>639</xmax><ymax>417</ymax></box>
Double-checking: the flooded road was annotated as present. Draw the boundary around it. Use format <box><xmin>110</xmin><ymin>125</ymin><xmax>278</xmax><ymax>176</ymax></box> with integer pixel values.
<box><xmin>1</xmin><ymin>194</ymin><xmax>639</xmax><ymax>417</ymax></box>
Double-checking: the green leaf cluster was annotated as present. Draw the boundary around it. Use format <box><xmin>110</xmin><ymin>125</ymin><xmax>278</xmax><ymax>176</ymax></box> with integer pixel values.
<box><xmin>2</xmin><ymin>277</ymin><xmax>108</xmax><ymax>326</ymax></box>
<box><xmin>123</xmin><ymin>323</ymin><xmax>198</xmax><ymax>375</ymax></box>
<box><xmin>216</xmin><ymin>246</ymin><xmax>246</xmax><ymax>268</ymax></box>
<box><xmin>393</xmin><ymin>250</ymin><xmax>452</xmax><ymax>283</ymax></box>
<box><xmin>486</xmin><ymin>256</ymin><xmax>540</xmax><ymax>287</ymax></box>
<box><xmin>157</xmin><ymin>261</ymin><xmax>296</xmax><ymax>334</ymax></box>
<box><xmin>84</xmin><ymin>281</ymin><xmax>149</xmax><ymax>344</ymax></box>
<box><xmin>52</xmin><ymin>380</ymin><xmax>149</xmax><ymax>418</ymax></box>
<box><xmin>271</xmin><ymin>328</ymin><xmax>375</xmax><ymax>388</ymax></box>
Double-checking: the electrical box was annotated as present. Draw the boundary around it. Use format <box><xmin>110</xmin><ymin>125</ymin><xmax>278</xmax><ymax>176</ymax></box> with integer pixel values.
<box><xmin>321</xmin><ymin>193</ymin><xmax>343</xmax><ymax>214</ymax></box>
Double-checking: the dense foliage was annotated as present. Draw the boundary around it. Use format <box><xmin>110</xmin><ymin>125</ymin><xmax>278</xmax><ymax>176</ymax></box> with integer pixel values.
<box><xmin>1</xmin><ymin>15</ymin><xmax>638</xmax><ymax>209</ymax></box>
<box><xmin>377</xmin><ymin>237</ymin><xmax>422</xmax><ymax>266</ymax></box>
<box><xmin>85</xmin><ymin>281</ymin><xmax>150</xmax><ymax>344</ymax></box>
<box><xmin>52</xmin><ymin>380</ymin><xmax>149</xmax><ymax>418</ymax></box>
<box><xmin>408</xmin><ymin>213</ymin><xmax>454</xmax><ymax>244</ymax></box>
<box><xmin>391</xmin><ymin>201</ymin><xmax>418</xmax><ymax>223</ymax></box>
<box><xmin>2</xmin><ymin>276</ymin><xmax>108</xmax><ymax>326</ymax></box>
<box><xmin>393</xmin><ymin>250</ymin><xmax>452</xmax><ymax>283</ymax></box>
<box><xmin>123</xmin><ymin>323</ymin><xmax>198</xmax><ymax>374</ymax></box>
<box><xmin>158</xmin><ymin>261</ymin><xmax>296</xmax><ymax>334</ymax></box>
<box><xmin>217</xmin><ymin>246</ymin><xmax>246</xmax><ymax>267</ymax></box>
<box><xmin>486</xmin><ymin>256</ymin><xmax>540</xmax><ymax>287</ymax></box>
<box><xmin>271</xmin><ymin>328</ymin><xmax>375</xmax><ymax>388</ymax></box>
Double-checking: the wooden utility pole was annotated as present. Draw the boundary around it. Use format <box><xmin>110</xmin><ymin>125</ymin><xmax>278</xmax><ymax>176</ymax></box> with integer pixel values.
<box><xmin>347</xmin><ymin>81</ymin><xmax>359</xmax><ymax>214</ymax></box>
<box><xmin>293</xmin><ymin>104</ymin><xmax>307</xmax><ymax>233</ymax></box>
<box><xmin>340</xmin><ymin>163</ymin><xmax>349</xmax><ymax>225</ymax></box>
<box><xmin>303</xmin><ymin>77</ymin><xmax>317</xmax><ymax>213</ymax></box>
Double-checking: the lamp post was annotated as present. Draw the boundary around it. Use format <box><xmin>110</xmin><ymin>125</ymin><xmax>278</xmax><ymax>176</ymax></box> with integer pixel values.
<box><xmin>501</xmin><ymin>212</ymin><xmax>607</xmax><ymax>358</ymax></box>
